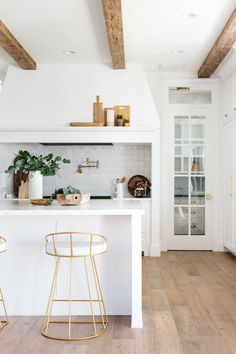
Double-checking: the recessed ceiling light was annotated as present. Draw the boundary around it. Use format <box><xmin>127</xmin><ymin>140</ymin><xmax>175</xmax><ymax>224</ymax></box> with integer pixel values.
<box><xmin>170</xmin><ymin>50</ymin><xmax>184</xmax><ymax>54</ymax></box>
<box><xmin>63</xmin><ymin>50</ymin><xmax>76</xmax><ymax>55</ymax></box>
<box><xmin>181</xmin><ymin>13</ymin><xmax>197</xmax><ymax>19</ymax></box>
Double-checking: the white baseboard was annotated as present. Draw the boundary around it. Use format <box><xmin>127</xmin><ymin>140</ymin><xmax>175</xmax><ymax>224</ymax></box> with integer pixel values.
<box><xmin>149</xmin><ymin>243</ymin><xmax>161</xmax><ymax>257</ymax></box>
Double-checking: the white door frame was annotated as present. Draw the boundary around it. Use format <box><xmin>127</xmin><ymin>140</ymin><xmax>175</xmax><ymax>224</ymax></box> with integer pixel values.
<box><xmin>161</xmin><ymin>79</ymin><xmax>221</xmax><ymax>251</ymax></box>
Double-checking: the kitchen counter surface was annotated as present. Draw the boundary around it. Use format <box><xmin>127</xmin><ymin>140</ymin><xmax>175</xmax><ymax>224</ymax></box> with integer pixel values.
<box><xmin>0</xmin><ymin>199</ymin><xmax>145</xmax><ymax>216</ymax></box>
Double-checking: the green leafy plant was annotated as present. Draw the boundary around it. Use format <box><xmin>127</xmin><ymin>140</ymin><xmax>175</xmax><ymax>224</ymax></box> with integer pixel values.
<box><xmin>123</xmin><ymin>118</ymin><xmax>130</xmax><ymax>124</ymax></box>
<box><xmin>117</xmin><ymin>115</ymin><xmax>123</xmax><ymax>120</ymax></box>
<box><xmin>51</xmin><ymin>186</ymin><xmax>81</xmax><ymax>199</ymax></box>
<box><xmin>5</xmin><ymin>150</ymin><xmax>70</xmax><ymax>177</ymax></box>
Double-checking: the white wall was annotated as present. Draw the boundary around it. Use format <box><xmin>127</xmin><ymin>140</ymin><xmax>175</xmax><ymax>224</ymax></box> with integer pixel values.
<box><xmin>0</xmin><ymin>63</ymin><xmax>159</xmax><ymax>129</ymax></box>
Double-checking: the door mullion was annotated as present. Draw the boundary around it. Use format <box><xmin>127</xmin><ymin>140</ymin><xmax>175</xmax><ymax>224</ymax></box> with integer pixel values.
<box><xmin>188</xmin><ymin>115</ymin><xmax>191</xmax><ymax>237</ymax></box>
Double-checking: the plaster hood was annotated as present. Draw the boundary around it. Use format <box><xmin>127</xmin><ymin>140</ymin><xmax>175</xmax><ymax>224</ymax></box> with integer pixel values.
<box><xmin>0</xmin><ymin>63</ymin><xmax>159</xmax><ymax>130</ymax></box>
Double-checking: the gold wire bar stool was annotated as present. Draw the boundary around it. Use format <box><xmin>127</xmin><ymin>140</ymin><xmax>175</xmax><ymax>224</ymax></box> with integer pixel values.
<box><xmin>0</xmin><ymin>236</ymin><xmax>8</xmax><ymax>331</ymax></box>
<box><xmin>41</xmin><ymin>232</ymin><xmax>108</xmax><ymax>341</ymax></box>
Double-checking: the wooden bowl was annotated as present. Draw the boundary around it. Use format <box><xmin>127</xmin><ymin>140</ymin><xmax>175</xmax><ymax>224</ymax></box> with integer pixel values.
<box><xmin>30</xmin><ymin>198</ymin><xmax>52</xmax><ymax>206</ymax></box>
<box><xmin>127</xmin><ymin>175</ymin><xmax>151</xmax><ymax>197</ymax></box>
<box><xmin>56</xmin><ymin>193</ymin><xmax>90</xmax><ymax>206</ymax></box>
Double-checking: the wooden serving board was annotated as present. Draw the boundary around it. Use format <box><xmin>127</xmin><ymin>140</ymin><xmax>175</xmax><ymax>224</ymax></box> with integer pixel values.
<box><xmin>13</xmin><ymin>156</ymin><xmax>28</xmax><ymax>197</ymax></box>
<box><xmin>93</xmin><ymin>96</ymin><xmax>104</xmax><ymax>126</ymax></box>
<box><xmin>70</xmin><ymin>122</ymin><xmax>101</xmax><ymax>127</ymax></box>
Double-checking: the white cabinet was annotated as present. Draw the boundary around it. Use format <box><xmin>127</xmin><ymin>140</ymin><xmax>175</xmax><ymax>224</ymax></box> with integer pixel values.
<box><xmin>222</xmin><ymin>120</ymin><xmax>236</xmax><ymax>253</ymax></box>
<box><xmin>231</xmin><ymin>71</ymin><xmax>236</xmax><ymax>118</ymax></box>
<box><xmin>222</xmin><ymin>74</ymin><xmax>233</xmax><ymax>124</ymax></box>
<box><xmin>222</xmin><ymin>72</ymin><xmax>236</xmax><ymax>124</ymax></box>
<box><xmin>141</xmin><ymin>200</ymin><xmax>151</xmax><ymax>255</ymax></box>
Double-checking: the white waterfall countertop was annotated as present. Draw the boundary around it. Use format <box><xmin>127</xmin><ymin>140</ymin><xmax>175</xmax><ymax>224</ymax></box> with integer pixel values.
<box><xmin>0</xmin><ymin>198</ymin><xmax>144</xmax><ymax>328</ymax></box>
<box><xmin>0</xmin><ymin>199</ymin><xmax>145</xmax><ymax>216</ymax></box>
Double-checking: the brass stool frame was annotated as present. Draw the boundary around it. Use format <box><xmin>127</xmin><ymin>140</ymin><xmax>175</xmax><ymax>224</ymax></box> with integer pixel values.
<box><xmin>0</xmin><ymin>237</ymin><xmax>8</xmax><ymax>331</ymax></box>
<box><xmin>41</xmin><ymin>232</ymin><xmax>108</xmax><ymax>341</ymax></box>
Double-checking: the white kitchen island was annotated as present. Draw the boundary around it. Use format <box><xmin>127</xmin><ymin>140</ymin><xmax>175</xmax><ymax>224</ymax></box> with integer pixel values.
<box><xmin>0</xmin><ymin>199</ymin><xmax>144</xmax><ymax>328</ymax></box>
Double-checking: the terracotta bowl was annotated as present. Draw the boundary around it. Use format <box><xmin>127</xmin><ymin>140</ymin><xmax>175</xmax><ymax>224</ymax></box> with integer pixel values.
<box><xmin>56</xmin><ymin>193</ymin><xmax>90</xmax><ymax>206</ymax></box>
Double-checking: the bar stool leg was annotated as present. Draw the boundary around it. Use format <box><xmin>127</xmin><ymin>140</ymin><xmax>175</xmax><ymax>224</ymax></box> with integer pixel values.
<box><xmin>68</xmin><ymin>257</ymin><xmax>72</xmax><ymax>339</ymax></box>
<box><xmin>43</xmin><ymin>257</ymin><xmax>60</xmax><ymax>335</ymax></box>
<box><xmin>90</xmin><ymin>256</ymin><xmax>106</xmax><ymax>328</ymax></box>
<box><xmin>91</xmin><ymin>256</ymin><xmax>108</xmax><ymax>326</ymax></box>
<box><xmin>84</xmin><ymin>256</ymin><xmax>97</xmax><ymax>336</ymax></box>
<box><xmin>0</xmin><ymin>288</ymin><xmax>8</xmax><ymax>330</ymax></box>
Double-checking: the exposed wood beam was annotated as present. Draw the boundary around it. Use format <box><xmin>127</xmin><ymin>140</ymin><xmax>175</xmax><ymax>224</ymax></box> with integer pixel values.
<box><xmin>101</xmin><ymin>0</ymin><xmax>125</xmax><ymax>69</ymax></box>
<box><xmin>0</xmin><ymin>20</ymin><xmax>36</xmax><ymax>70</ymax></box>
<box><xmin>198</xmin><ymin>8</ymin><xmax>236</xmax><ymax>78</ymax></box>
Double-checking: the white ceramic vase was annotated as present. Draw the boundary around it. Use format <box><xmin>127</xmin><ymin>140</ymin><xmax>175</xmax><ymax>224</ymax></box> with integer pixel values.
<box><xmin>113</xmin><ymin>183</ymin><xmax>124</xmax><ymax>199</ymax></box>
<box><xmin>29</xmin><ymin>171</ymin><xmax>43</xmax><ymax>199</ymax></box>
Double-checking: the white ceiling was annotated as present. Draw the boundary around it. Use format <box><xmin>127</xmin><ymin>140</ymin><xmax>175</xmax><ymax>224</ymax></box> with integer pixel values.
<box><xmin>0</xmin><ymin>0</ymin><xmax>235</xmax><ymax>74</ymax></box>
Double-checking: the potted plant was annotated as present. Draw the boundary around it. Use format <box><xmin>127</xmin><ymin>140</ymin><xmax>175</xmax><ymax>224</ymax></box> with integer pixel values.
<box><xmin>5</xmin><ymin>150</ymin><xmax>70</xmax><ymax>199</ymax></box>
<box><xmin>52</xmin><ymin>186</ymin><xmax>81</xmax><ymax>199</ymax></box>
<box><xmin>117</xmin><ymin>114</ymin><xmax>124</xmax><ymax>126</ymax></box>
<box><xmin>123</xmin><ymin>119</ymin><xmax>130</xmax><ymax>127</ymax></box>
<box><xmin>52</xmin><ymin>186</ymin><xmax>90</xmax><ymax>205</ymax></box>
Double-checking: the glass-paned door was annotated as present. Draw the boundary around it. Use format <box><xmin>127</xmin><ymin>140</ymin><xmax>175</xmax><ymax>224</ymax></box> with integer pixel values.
<box><xmin>168</xmin><ymin>110</ymin><xmax>212</xmax><ymax>250</ymax></box>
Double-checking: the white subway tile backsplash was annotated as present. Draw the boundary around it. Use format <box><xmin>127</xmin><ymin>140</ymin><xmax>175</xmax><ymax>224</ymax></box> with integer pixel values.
<box><xmin>0</xmin><ymin>143</ymin><xmax>151</xmax><ymax>198</ymax></box>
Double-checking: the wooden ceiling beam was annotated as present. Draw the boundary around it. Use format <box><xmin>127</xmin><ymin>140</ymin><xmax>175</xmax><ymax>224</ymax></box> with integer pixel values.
<box><xmin>0</xmin><ymin>20</ymin><xmax>36</xmax><ymax>70</ymax></box>
<box><xmin>198</xmin><ymin>8</ymin><xmax>236</xmax><ymax>78</ymax></box>
<box><xmin>101</xmin><ymin>0</ymin><xmax>125</xmax><ymax>69</ymax></box>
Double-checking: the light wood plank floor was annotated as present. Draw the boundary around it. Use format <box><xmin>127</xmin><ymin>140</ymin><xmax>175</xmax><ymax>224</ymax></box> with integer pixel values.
<box><xmin>1</xmin><ymin>251</ymin><xmax>236</xmax><ymax>353</ymax></box>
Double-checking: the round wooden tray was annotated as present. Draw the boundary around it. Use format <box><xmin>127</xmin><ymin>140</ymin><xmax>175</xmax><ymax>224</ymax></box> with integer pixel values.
<box><xmin>127</xmin><ymin>175</ymin><xmax>151</xmax><ymax>197</ymax></box>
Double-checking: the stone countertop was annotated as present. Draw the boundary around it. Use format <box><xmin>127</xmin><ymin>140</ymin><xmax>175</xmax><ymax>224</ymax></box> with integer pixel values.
<box><xmin>0</xmin><ymin>199</ymin><xmax>145</xmax><ymax>216</ymax></box>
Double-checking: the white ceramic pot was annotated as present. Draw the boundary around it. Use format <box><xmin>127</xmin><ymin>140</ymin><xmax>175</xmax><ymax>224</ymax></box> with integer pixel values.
<box><xmin>113</xmin><ymin>183</ymin><xmax>124</xmax><ymax>199</ymax></box>
<box><xmin>29</xmin><ymin>171</ymin><xmax>43</xmax><ymax>199</ymax></box>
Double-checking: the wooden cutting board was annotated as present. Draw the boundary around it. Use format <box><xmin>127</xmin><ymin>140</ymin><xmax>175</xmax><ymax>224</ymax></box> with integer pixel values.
<box><xmin>70</xmin><ymin>122</ymin><xmax>100</xmax><ymax>127</ymax></box>
<box><xmin>13</xmin><ymin>156</ymin><xmax>28</xmax><ymax>197</ymax></box>
<box><xmin>18</xmin><ymin>180</ymin><xmax>29</xmax><ymax>198</ymax></box>
<box><xmin>93</xmin><ymin>96</ymin><xmax>104</xmax><ymax>126</ymax></box>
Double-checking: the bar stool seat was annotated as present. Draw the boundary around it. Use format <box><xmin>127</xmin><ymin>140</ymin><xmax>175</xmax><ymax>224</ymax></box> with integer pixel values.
<box><xmin>47</xmin><ymin>240</ymin><xmax>107</xmax><ymax>257</ymax></box>
<box><xmin>0</xmin><ymin>239</ymin><xmax>6</xmax><ymax>253</ymax></box>
<box><xmin>42</xmin><ymin>232</ymin><xmax>108</xmax><ymax>341</ymax></box>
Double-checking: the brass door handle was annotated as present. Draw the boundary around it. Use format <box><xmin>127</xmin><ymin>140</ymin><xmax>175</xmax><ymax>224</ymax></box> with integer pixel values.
<box><xmin>206</xmin><ymin>193</ymin><xmax>212</xmax><ymax>200</ymax></box>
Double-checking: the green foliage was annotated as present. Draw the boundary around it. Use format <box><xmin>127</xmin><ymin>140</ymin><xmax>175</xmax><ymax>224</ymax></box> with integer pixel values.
<box><xmin>5</xmin><ymin>150</ymin><xmax>70</xmax><ymax>177</ymax></box>
<box><xmin>51</xmin><ymin>186</ymin><xmax>81</xmax><ymax>199</ymax></box>
<box><xmin>117</xmin><ymin>114</ymin><xmax>123</xmax><ymax>120</ymax></box>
